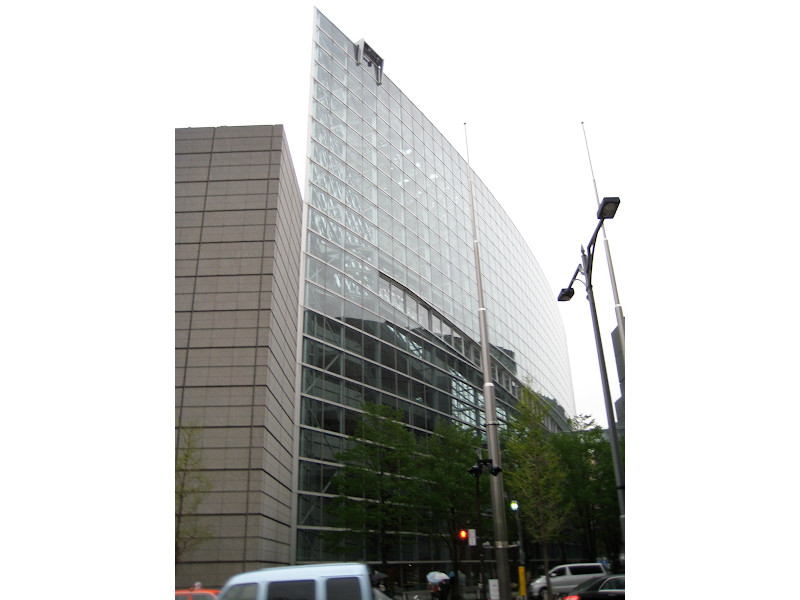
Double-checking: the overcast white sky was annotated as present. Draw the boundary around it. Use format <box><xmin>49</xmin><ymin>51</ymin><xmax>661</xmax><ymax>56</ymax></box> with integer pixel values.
<box><xmin>4</xmin><ymin>0</ymin><xmax>799</xmax><ymax>594</ymax></box>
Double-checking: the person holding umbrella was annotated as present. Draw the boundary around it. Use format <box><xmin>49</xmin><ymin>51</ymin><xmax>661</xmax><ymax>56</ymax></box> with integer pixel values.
<box><xmin>426</xmin><ymin>571</ymin><xmax>451</xmax><ymax>600</ymax></box>
<box><xmin>372</xmin><ymin>571</ymin><xmax>390</xmax><ymax>595</ymax></box>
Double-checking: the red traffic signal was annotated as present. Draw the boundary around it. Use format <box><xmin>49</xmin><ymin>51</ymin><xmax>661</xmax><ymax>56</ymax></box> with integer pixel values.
<box><xmin>458</xmin><ymin>529</ymin><xmax>468</xmax><ymax>541</ymax></box>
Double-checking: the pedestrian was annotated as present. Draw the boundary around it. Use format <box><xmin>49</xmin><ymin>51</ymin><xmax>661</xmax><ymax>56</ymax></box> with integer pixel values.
<box><xmin>438</xmin><ymin>579</ymin><xmax>451</xmax><ymax>600</ymax></box>
<box><xmin>429</xmin><ymin>581</ymin><xmax>440</xmax><ymax>600</ymax></box>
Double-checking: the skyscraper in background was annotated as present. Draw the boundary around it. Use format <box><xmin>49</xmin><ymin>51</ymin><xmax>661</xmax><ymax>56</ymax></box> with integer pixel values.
<box><xmin>175</xmin><ymin>8</ymin><xmax>575</xmax><ymax>587</ymax></box>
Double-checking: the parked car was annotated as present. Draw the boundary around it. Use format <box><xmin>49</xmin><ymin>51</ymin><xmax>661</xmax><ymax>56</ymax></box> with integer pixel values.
<box><xmin>529</xmin><ymin>563</ymin><xmax>609</xmax><ymax>599</ymax></box>
<box><xmin>217</xmin><ymin>563</ymin><xmax>373</xmax><ymax>600</ymax></box>
<box><xmin>176</xmin><ymin>583</ymin><xmax>219</xmax><ymax>600</ymax></box>
<box><xmin>563</xmin><ymin>575</ymin><xmax>624</xmax><ymax>599</ymax></box>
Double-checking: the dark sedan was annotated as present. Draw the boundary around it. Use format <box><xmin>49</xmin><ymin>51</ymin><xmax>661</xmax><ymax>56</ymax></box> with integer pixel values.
<box><xmin>563</xmin><ymin>575</ymin><xmax>624</xmax><ymax>599</ymax></box>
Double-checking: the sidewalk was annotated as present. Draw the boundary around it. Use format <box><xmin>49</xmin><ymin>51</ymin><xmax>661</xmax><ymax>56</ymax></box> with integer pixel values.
<box><xmin>400</xmin><ymin>587</ymin><xmax>489</xmax><ymax>600</ymax></box>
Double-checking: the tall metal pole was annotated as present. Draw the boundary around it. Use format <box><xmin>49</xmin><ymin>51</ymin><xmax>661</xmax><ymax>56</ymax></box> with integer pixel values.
<box><xmin>582</xmin><ymin>241</ymin><xmax>625</xmax><ymax>539</ymax></box>
<box><xmin>465</xmin><ymin>124</ymin><xmax>511</xmax><ymax>600</ymax></box>
<box><xmin>581</xmin><ymin>123</ymin><xmax>625</xmax><ymax>362</ymax></box>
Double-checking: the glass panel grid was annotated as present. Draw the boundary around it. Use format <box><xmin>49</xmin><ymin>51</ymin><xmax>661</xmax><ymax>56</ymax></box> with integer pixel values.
<box><xmin>305</xmin><ymin>10</ymin><xmax>576</xmax><ymax>437</ymax></box>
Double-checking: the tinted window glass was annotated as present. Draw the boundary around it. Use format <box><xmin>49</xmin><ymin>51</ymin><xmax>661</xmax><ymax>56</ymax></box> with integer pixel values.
<box><xmin>327</xmin><ymin>577</ymin><xmax>360</xmax><ymax>600</ymax></box>
<box><xmin>570</xmin><ymin>565</ymin><xmax>604</xmax><ymax>575</ymax></box>
<box><xmin>268</xmin><ymin>580</ymin><xmax>315</xmax><ymax>600</ymax></box>
<box><xmin>573</xmin><ymin>577</ymin><xmax>604</xmax><ymax>592</ymax></box>
<box><xmin>601</xmin><ymin>577</ymin><xmax>625</xmax><ymax>591</ymax></box>
<box><xmin>222</xmin><ymin>584</ymin><xmax>258</xmax><ymax>600</ymax></box>
<box><xmin>550</xmin><ymin>568</ymin><xmax>566</xmax><ymax>577</ymax></box>
<box><xmin>194</xmin><ymin>595</ymin><xmax>216</xmax><ymax>600</ymax></box>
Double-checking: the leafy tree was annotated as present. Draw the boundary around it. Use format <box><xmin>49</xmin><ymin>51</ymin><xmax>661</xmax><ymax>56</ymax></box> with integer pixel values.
<box><xmin>590</xmin><ymin>434</ymin><xmax>624</xmax><ymax>571</ymax></box>
<box><xmin>549</xmin><ymin>415</ymin><xmax>602</xmax><ymax>559</ymax></box>
<box><xmin>326</xmin><ymin>402</ymin><xmax>420</xmax><ymax>576</ymax></box>
<box><xmin>175</xmin><ymin>425</ymin><xmax>213</xmax><ymax>564</ymax></box>
<box><xmin>502</xmin><ymin>387</ymin><xmax>570</xmax><ymax>599</ymax></box>
<box><xmin>417</xmin><ymin>421</ymin><xmax>486</xmax><ymax>599</ymax></box>
<box><xmin>550</xmin><ymin>416</ymin><xmax>624</xmax><ymax>572</ymax></box>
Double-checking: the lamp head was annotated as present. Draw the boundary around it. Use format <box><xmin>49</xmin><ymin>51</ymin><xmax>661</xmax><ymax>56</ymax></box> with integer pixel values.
<box><xmin>558</xmin><ymin>287</ymin><xmax>575</xmax><ymax>302</ymax></box>
<box><xmin>597</xmin><ymin>197</ymin><xmax>620</xmax><ymax>220</ymax></box>
<box><xmin>510</xmin><ymin>500</ymin><xmax>519</xmax><ymax>511</ymax></box>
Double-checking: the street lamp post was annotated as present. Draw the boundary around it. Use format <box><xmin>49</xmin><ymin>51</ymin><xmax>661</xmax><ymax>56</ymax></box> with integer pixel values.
<box><xmin>509</xmin><ymin>500</ymin><xmax>526</xmax><ymax>599</ymax></box>
<box><xmin>558</xmin><ymin>197</ymin><xmax>625</xmax><ymax>542</ymax></box>
<box><xmin>581</xmin><ymin>123</ymin><xmax>625</xmax><ymax>363</ymax></box>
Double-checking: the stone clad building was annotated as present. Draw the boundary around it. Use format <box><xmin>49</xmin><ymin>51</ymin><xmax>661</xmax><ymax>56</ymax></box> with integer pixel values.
<box><xmin>176</xmin><ymin>125</ymin><xmax>303</xmax><ymax>584</ymax></box>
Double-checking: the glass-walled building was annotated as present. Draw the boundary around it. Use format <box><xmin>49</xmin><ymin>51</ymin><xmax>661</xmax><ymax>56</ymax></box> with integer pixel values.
<box><xmin>175</xmin><ymin>9</ymin><xmax>577</xmax><ymax>587</ymax></box>
<box><xmin>293</xmin><ymin>9</ymin><xmax>574</xmax><ymax>566</ymax></box>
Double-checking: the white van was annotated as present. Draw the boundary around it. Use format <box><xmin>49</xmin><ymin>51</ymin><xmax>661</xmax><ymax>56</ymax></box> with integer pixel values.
<box><xmin>217</xmin><ymin>563</ymin><xmax>376</xmax><ymax>600</ymax></box>
<box><xmin>529</xmin><ymin>563</ymin><xmax>609</xmax><ymax>598</ymax></box>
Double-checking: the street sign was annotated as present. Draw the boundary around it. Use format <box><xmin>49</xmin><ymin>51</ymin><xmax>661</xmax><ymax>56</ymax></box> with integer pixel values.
<box><xmin>489</xmin><ymin>579</ymin><xmax>500</xmax><ymax>600</ymax></box>
<box><xmin>468</xmin><ymin>528</ymin><xmax>476</xmax><ymax>546</ymax></box>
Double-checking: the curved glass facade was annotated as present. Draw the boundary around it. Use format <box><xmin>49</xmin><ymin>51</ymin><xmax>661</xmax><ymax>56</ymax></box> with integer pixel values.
<box><xmin>294</xmin><ymin>9</ymin><xmax>574</xmax><ymax>564</ymax></box>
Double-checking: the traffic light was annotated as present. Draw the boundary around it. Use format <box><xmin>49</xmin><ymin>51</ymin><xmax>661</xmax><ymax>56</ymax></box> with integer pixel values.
<box><xmin>458</xmin><ymin>528</ymin><xmax>468</xmax><ymax>541</ymax></box>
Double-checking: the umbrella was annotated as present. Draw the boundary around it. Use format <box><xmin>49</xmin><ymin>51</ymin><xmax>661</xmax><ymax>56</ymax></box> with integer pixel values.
<box><xmin>426</xmin><ymin>572</ymin><xmax>450</xmax><ymax>583</ymax></box>
<box><xmin>449</xmin><ymin>572</ymin><xmax>466</xmax><ymax>586</ymax></box>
